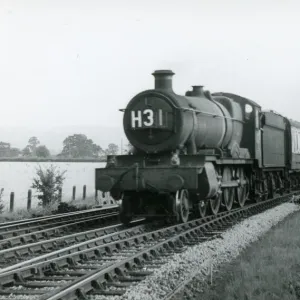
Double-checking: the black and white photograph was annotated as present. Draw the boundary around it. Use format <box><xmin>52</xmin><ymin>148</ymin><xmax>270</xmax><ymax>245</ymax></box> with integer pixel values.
<box><xmin>0</xmin><ymin>0</ymin><xmax>300</xmax><ymax>299</ymax></box>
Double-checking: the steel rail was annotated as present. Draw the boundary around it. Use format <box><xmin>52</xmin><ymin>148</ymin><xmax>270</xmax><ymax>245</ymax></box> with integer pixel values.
<box><xmin>0</xmin><ymin>206</ymin><xmax>113</xmax><ymax>227</ymax></box>
<box><xmin>0</xmin><ymin>213</ymin><xmax>118</xmax><ymax>241</ymax></box>
<box><xmin>0</xmin><ymin>205</ymin><xmax>119</xmax><ymax>230</ymax></box>
<box><xmin>0</xmin><ymin>212</ymin><xmax>119</xmax><ymax>243</ymax></box>
<box><xmin>0</xmin><ymin>218</ymin><xmax>148</xmax><ymax>274</ymax></box>
<box><xmin>0</xmin><ymin>192</ymin><xmax>297</xmax><ymax>299</ymax></box>
<box><xmin>0</xmin><ymin>209</ymin><xmax>230</xmax><ymax>275</ymax></box>
<box><xmin>0</xmin><ymin>212</ymin><xmax>125</xmax><ymax>269</ymax></box>
<box><xmin>0</xmin><ymin>212</ymin><xmax>119</xmax><ymax>250</ymax></box>
<box><xmin>40</xmin><ymin>193</ymin><xmax>294</xmax><ymax>300</ymax></box>
<box><xmin>0</xmin><ymin>205</ymin><xmax>118</xmax><ymax>233</ymax></box>
<box><xmin>161</xmin><ymin>194</ymin><xmax>300</xmax><ymax>300</ymax></box>
<box><xmin>0</xmin><ymin>205</ymin><xmax>118</xmax><ymax>227</ymax></box>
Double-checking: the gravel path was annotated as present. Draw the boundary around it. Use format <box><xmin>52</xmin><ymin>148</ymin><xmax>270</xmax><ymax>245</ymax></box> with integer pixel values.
<box><xmin>89</xmin><ymin>202</ymin><xmax>300</xmax><ymax>300</ymax></box>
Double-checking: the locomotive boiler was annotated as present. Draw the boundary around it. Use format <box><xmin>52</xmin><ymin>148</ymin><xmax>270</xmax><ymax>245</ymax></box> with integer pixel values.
<box><xmin>123</xmin><ymin>70</ymin><xmax>244</xmax><ymax>156</ymax></box>
<box><xmin>96</xmin><ymin>70</ymin><xmax>300</xmax><ymax>225</ymax></box>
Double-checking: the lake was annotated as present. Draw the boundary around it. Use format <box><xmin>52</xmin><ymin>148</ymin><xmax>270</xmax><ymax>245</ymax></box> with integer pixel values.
<box><xmin>0</xmin><ymin>161</ymin><xmax>106</xmax><ymax>210</ymax></box>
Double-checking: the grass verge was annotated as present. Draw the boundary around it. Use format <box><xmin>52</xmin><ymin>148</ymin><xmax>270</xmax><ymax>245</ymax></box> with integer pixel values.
<box><xmin>0</xmin><ymin>206</ymin><xmax>57</xmax><ymax>223</ymax></box>
<box><xmin>0</xmin><ymin>201</ymin><xmax>92</xmax><ymax>223</ymax></box>
<box><xmin>174</xmin><ymin>209</ymin><xmax>300</xmax><ymax>300</ymax></box>
<box><xmin>70</xmin><ymin>194</ymin><xmax>116</xmax><ymax>209</ymax></box>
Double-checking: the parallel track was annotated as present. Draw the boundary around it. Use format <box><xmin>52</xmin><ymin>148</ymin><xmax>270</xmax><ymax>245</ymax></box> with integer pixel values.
<box><xmin>0</xmin><ymin>211</ymin><xmax>119</xmax><ymax>251</ymax></box>
<box><xmin>0</xmin><ymin>212</ymin><xmax>226</xmax><ymax>273</ymax></box>
<box><xmin>0</xmin><ymin>206</ymin><xmax>119</xmax><ymax>240</ymax></box>
<box><xmin>0</xmin><ymin>212</ymin><xmax>126</xmax><ymax>269</ymax></box>
<box><xmin>0</xmin><ymin>192</ymin><xmax>298</xmax><ymax>299</ymax></box>
<box><xmin>0</xmin><ymin>205</ymin><xmax>117</xmax><ymax>227</ymax></box>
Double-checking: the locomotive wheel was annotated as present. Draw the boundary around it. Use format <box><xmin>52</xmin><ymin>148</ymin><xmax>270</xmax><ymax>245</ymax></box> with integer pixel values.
<box><xmin>209</xmin><ymin>194</ymin><xmax>221</xmax><ymax>215</ymax></box>
<box><xmin>222</xmin><ymin>167</ymin><xmax>234</xmax><ymax>211</ymax></box>
<box><xmin>176</xmin><ymin>189</ymin><xmax>190</xmax><ymax>223</ymax></box>
<box><xmin>119</xmin><ymin>196</ymin><xmax>133</xmax><ymax>225</ymax></box>
<box><xmin>236</xmin><ymin>168</ymin><xmax>249</xmax><ymax>207</ymax></box>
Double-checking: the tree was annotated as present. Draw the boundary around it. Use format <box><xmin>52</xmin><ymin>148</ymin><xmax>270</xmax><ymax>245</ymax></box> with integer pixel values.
<box><xmin>22</xmin><ymin>146</ymin><xmax>31</xmax><ymax>157</ymax></box>
<box><xmin>0</xmin><ymin>142</ymin><xmax>20</xmax><ymax>157</ymax></box>
<box><xmin>60</xmin><ymin>134</ymin><xmax>103</xmax><ymax>158</ymax></box>
<box><xmin>9</xmin><ymin>147</ymin><xmax>21</xmax><ymax>157</ymax></box>
<box><xmin>36</xmin><ymin>145</ymin><xmax>50</xmax><ymax>158</ymax></box>
<box><xmin>105</xmin><ymin>143</ymin><xmax>119</xmax><ymax>155</ymax></box>
<box><xmin>28</xmin><ymin>136</ymin><xmax>40</xmax><ymax>148</ymax></box>
<box><xmin>31</xmin><ymin>165</ymin><xmax>66</xmax><ymax>207</ymax></box>
<box><xmin>0</xmin><ymin>142</ymin><xmax>11</xmax><ymax>157</ymax></box>
<box><xmin>28</xmin><ymin>137</ymin><xmax>40</xmax><ymax>156</ymax></box>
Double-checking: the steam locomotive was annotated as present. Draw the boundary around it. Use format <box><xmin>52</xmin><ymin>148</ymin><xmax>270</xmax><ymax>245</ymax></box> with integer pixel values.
<box><xmin>95</xmin><ymin>70</ymin><xmax>300</xmax><ymax>224</ymax></box>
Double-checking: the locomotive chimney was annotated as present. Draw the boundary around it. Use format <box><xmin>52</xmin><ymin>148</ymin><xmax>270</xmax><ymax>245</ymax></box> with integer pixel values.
<box><xmin>152</xmin><ymin>70</ymin><xmax>174</xmax><ymax>91</ymax></box>
<box><xmin>191</xmin><ymin>86</ymin><xmax>205</xmax><ymax>97</ymax></box>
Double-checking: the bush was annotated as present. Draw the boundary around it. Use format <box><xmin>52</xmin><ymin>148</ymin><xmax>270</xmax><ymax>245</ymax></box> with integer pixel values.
<box><xmin>31</xmin><ymin>165</ymin><xmax>66</xmax><ymax>207</ymax></box>
<box><xmin>54</xmin><ymin>202</ymin><xmax>79</xmax><ymax>214</ymax></box>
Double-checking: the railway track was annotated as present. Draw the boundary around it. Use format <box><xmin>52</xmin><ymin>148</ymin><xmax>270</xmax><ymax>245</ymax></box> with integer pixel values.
<box><xmin>0</xmin><ymin>210</ymin><xmax>119</xmax><ymax>250</ymax></box>
<box><xmin>0</xmin><ymin>192</ymin><xmax>297</xmax><ymax>300</ymax></box>
<box><xmin>0</xmin><ymin>205</ymin><xmax>118</xmax><ymax>227</ymax></box>
<box><xmin>161</xmin><ymin>194</ymin><xmax>300</xmax><ymax>300</ymax></box>
<box><xmin>0</xmin><ymin>218</ymin><xmax>147</xmax><ymax>270</ymax></box>
<box><xmin>0</xmin><ymin>205</ymin><xmax>119</xmax><ymax>240</ymax></box>
<box><xmin>0</xmin><ymin>211</ymin><xmax>226</xmax><ymax>273</ymax></box>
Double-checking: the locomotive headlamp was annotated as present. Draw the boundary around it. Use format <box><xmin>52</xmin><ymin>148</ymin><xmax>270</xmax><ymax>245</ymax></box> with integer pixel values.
<box><xmin>170</xmin><ymin>151</ymin><xmax>180</xmax><ymax>166</ymax></box>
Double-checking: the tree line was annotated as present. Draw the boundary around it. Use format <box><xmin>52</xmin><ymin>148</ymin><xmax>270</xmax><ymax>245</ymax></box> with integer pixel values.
<box><xmin>0</xmin><ymin>134</ymin><xmax>129</xmax><ymax>159</ymax></box>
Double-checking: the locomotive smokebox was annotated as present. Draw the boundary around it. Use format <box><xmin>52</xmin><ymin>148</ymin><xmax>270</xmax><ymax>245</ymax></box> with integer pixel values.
<box><xmin>152</xmin><ymin>70</ymin><xmax>175</xmax><ymax>91</ymax></box>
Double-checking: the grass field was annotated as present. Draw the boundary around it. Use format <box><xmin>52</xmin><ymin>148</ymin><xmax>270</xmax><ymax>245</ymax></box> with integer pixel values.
<box><xmin>177</xmin><ymin>209</ymin><xmax>300</xmax><ymax>300</ymax></box>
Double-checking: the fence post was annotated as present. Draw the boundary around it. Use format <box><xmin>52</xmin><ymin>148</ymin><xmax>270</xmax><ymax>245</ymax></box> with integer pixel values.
<box><xmin>27</xmin><ymin>189</ymin><xmax>32</xmax><ymax>210</ymax></box>
<box><xmin>10</xmin><ymin>192</ymin><xmax>14</xmax><ymax>212</ymax></box>
<box><xmin>72</xmin><ymin>186</ymin><xmax>76</xmax><ymax>201</ymax></box>
<box><xmin>83</xmin><ymin>185</ymin><xmax>86</xmax><ymax>200</ymax></box>
<box><xmin>95</xmin><ymin>189</ymin><xmax>99</xmax><ymax>205</ymax></box>
<box><xmin>58</xmin><ymin>187</ymin><xmax>62</xmax><ymax>202</ymax></box>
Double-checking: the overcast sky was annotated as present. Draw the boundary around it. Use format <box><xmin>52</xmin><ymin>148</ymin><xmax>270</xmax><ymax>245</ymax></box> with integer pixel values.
<box><xmin>1</xmin><ymin>0</ymin><xmax>300</xmax><ymax>135</ymax></box>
